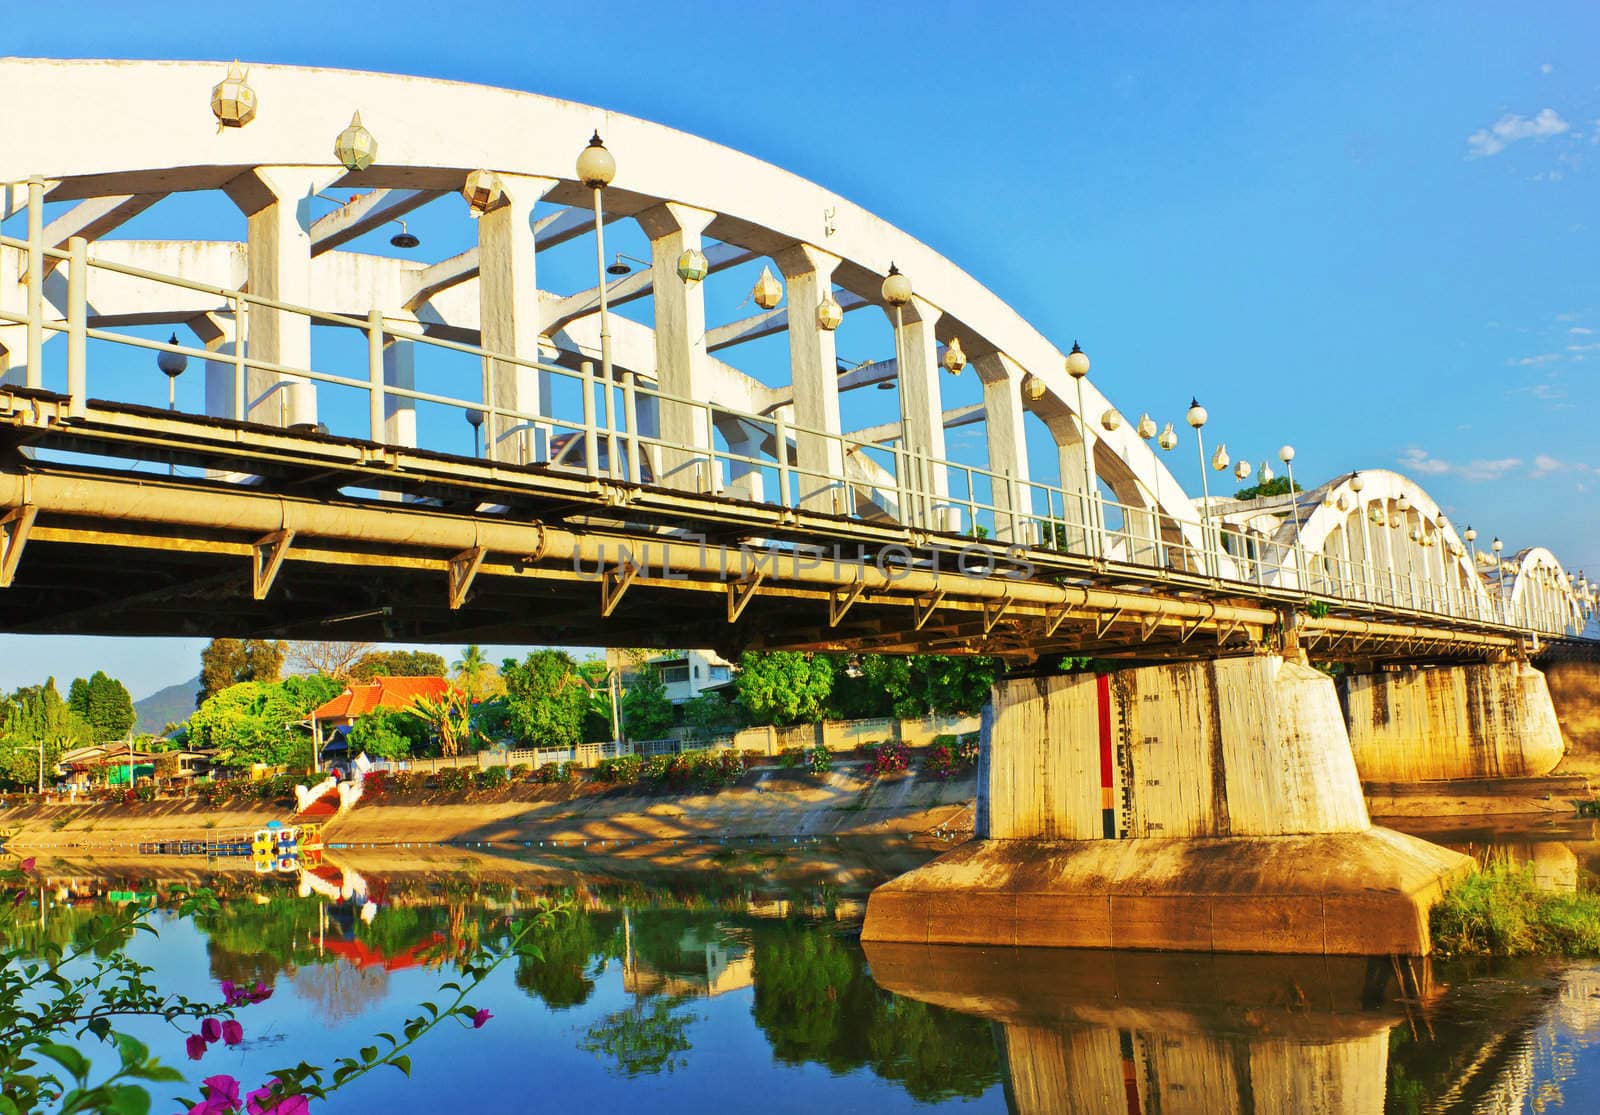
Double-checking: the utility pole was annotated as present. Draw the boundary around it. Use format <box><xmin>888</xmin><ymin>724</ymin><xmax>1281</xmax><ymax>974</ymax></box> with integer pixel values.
<box><xmin>38</xmin><ymin>739</ymin><xmax>44</xmax><ymax>794</ymax></box>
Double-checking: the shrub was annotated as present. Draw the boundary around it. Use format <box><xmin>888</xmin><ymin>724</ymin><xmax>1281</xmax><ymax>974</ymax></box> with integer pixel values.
<box><xmin>701</xmin><ymin>749</ymin><xmax>750</xmax><ymax>788</ymax></box>
<box><xmin>1432</xmin><ymin>859</ymin><xmax>1600</xmax><ymax>957</ymax></box>
<box><xmin>924</xmin><ymin>733</ymin><xmax>981</xmax><ymax>780</ymax></box>
<box><xmin>475</xmin><ymin>766</ymin><xmax>509</xmax><ymax>792</ymax></box>
<box><xmin>363</xmin><ymin>770</ymin><xmax>389</xmax><ymax>797</ymax></box>
<box><xmin>805</xmin><ymin>746</ymin><xmax>832</xmax><ymax>775</ymax></box>
<box><xmin>509</xmin><ymin>763</ymin><xmax>531</xmax><ymax>781</ymax></box>
<box><xmin>596</xmin><ymin>754</ymin><xmax>642</xmax><ymax>783</ymax></box>
<box><xmin>865</xmin><ymin>740</ymin><xmax>911</xmax><ymax>776</ymax></box>
<box><xmin>778</xmin><ymin>747</ymin><xmax>807</xmax><ymax>769</ymax></box>
<box><xmin>133</xmin><ymin>781</ymin><xmax>157</xmax><ymax>803</ymax></box>
<box><xmin>532</xmin><ymin>761</ymin><xmax>576</xmax><ymax>784</ymax></box>
<box><xmin>639</xmin><ymin>754</ymin><xmax>674</xmax><ymax>784</ymax></box>
<box><xmin>436</xmin><ymin>767</ymin><xmax>470</xmax><ymax>793</ymax></box>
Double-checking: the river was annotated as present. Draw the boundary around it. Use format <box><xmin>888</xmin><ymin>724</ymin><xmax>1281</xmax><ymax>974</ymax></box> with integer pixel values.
<box><xmin>9</xmin><ymin>819</ymin><xmax>1600</xmax><ymax>1113</ymax></box>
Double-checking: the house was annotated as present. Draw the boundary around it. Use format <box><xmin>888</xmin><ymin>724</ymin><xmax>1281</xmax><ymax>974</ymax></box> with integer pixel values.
<box><xmin>55</xmin><ymin>742</ymin><xmax>214</xmax><ymax>789</ymax></box>
<box><xmin>613</xmin><ymin>650</ymin><xmax>734</xmax><ymax>705</ymax></box>
<box><xmin>308</xmin><ymin>676</ymin><xmax>456</xmax><ymax>766</ymax></box>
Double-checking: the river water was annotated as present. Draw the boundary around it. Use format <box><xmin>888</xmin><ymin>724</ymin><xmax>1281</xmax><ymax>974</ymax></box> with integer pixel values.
<box><xmin>10</xmin><ymin>820</ymin><xmax>1600</xmax><ymax>1114</ymax></box>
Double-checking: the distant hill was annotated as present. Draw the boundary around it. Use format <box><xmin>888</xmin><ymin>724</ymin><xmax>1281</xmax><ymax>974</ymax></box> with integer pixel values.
<box><xmin>134</xmin><ymin>675</ymin><xmax>201</xmax><ymax>736</ymax></box>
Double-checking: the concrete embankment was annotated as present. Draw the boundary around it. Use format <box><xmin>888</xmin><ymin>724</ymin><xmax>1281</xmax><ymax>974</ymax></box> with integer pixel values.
<box><xmin>1</xmin><ymin>765</ymin><xmax>976</xmax><ymax>853</ymax></box>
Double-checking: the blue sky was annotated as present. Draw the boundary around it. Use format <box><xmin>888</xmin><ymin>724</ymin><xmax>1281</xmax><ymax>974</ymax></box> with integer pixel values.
<box><xmin>2</xmin><ymin>1</ymin><xmax>1597</xmax><ymax>698</ymax></box>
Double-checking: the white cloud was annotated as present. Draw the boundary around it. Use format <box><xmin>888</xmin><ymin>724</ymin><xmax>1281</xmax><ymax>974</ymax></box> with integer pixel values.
<box><xmin>1532</xmin><ymin>454</ymin><xmax>1565</xmax><ymax>478</ymax></box>
<box><xmin>1398</xmin><ymin>447</ymin><xmax>1525</xmax><ymax>482</ymax></box>
<box><xmin>1572</xmin><ymin>327</ymin><xmax>1594</xmax><ymax>335</ymax></box>
<box><xmin>1466</xmin><ymin>108</ymin><xmax>1570</xmax><ymax>158</ymax></box>
<box><xmin>1510</xmin><ymin>352</ymin><xmax>1563</xmax><ymax>366</ymax></box>
<box><xmin>1568</xmin><ymin>342</ymin><xmax>1600</xmax><ymax>352</ymax></box>
<box><xmin>1541</xmin><ymin>63</ymin><xmax>1554</xmax><ymax>74</ymax></box>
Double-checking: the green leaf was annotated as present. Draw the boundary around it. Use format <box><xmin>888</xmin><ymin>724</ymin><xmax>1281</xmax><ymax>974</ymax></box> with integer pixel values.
<box><xmin>36</xmin><ymin>1042</ymin><xmax>90</xmax><ymax>1080</ymax></box>
<box><xmin>389</xmin><ymin>1055</ymin><xmax>411</xmax><ymax>1078</ymax></box>
<box><xmin>360</xmin><ymin>1046</ymin><xmax>378</xmax><ymax>1063</ymax></box>
<box><xmin>113</xmin><ymin>1032</ymin><xmax>149</xmax><ymax>1069</ymax></box>
<box><xmin>108</xmin><ymin>1085</ymin><xmax>152</xmax><ymax>1115</ymax></box>
<box><xmin>377</xmin><ymin>1032</ymin><xmax>397</xmax><ymax>1047</ymax></box>
<box><xmin>0</xmin><ymin>1094</ymin><xmax>20</xmax><ymax>1115</ymax></box>
<box><xmin>87</xmin><ymin>1017</ymin><xmax>112</xmax><ymax>1040</ymax></box>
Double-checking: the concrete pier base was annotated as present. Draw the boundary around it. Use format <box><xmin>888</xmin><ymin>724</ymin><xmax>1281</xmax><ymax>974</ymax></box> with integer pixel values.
<box><xmin>861</xmin><ymin>656</ymin><xmax>1473</xmax><ymax>955</ymax></box>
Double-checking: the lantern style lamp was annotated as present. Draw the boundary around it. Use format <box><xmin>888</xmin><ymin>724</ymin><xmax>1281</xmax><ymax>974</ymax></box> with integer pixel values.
<box><xmin>462</xmin><ymin>170</ymin><xmax>504</xmax><ymax>217</ymax></box>
<box><xmin>1136</xmin><ymin>413</ymin><xmax>1157</xmax><ymax>440</ymax></box>
<box><xmin>1100</xmin><ymin>408</ymin><xmax>1122</xmax><ymax>432</ymax></box>
<box><xmin>1259</xmin><ymin>461</ymin><xmax>1274</xmax><ymax>483</ymax></box>
<box><xmin>1064</xmin><ymin>341</ymin><xmax>1090</xmax><ymax>378</ymax></box>
<box><xmin>578</xmin><ymin>132</ymin><xmax>620</xmax><ymax>465</ymax></box>
<box><xmin>1023</xmin><ymin>375</ymin><xmax>1047</xmax><ymax>401</ymax></box>
<box><xmin>334</xmin><ymin>111</ymin><xmax>377</xmax><ymax>172</ymax></box>
<box><xmin>942</xmin><ymin>337</ymin><xmax>967</xmax><ymax>376</ymax></box>
<box><xmin>752</xmin><ymin>265</ymin><xmax>784</xmax><ymax>310</ymax></box>
<box><xmin>1234</xmin><ymin>458</ymin><xmax>1252</xmax><ymax>481</ymax></box>
<box><xmin>1212</xmin><ymin>443</ymin><xmax>1230</xmax><ymax>471</ymax></box>
<box><xmin>210</xmin><ymin>61</ymin><xmax>257</xmax><ymax>129</ymax></box>
<box><xmin>1157</xmin><ymin>422</ymin><xmax>1178</xmax><ymax>451</ymax></box>
<box><xmin>676</xmin><ymin>248</ymin><xmax>709</xmax><ymax>283</ymax></box>
<box><xmin>815</xmin><ymin>293</ymin><xmax>843</xmax><ymax>331</ymax></box>
<box><xmin>1350</xmin><ymin>473</ymin><xmax>1365</xmax><ymax>494</ymax></box>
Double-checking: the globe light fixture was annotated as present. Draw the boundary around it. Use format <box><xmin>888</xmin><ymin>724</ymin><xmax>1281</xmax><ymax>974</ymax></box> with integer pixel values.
<box><xmin>1136</xmin><ymin>413</ymin><xmax>1157</xmax><ymax>440</ymax></box>
<box><xmin>1464</xmin><ymin>526</ymin><xmax>1477</xmax><ymax>542</ymax></box>
<box><xmin>210</xmin><ymin>61</ymin><xmax>257</xmax><ymax>129</ymax></box>
<box><xmin>1397</xmin><ymin>495</ymin><xmax>1411</xmax><ymax>513</ymax></box>
<box><xmin>942</xmin><ymin>336</ymin><xmax>967</xmax><ymax>376</ymax></box>
<box><xmin>157</xmin><ymin>332</ymin><xmax>186</xmax><ymax>414</ymax></box>
<box><xmin>1492</xmin><ymin>537</ymin><xmax>1503</xmax><ymax>553</ymax></box>
<box><xmin>1186</xmin><ymin>399</ymin><xmax>1207</xmax><ymax>429</ymax></box>
<box><xmin>334</xmin><ymin>111</ymin><xmax>378</xmax><ymax>172</ymax></box>
<box><xmin>1278</xmin><ymin>445</ymin><xmax>1295</xmax><ymax>463</ymax></box>
<box><xmin>466</xmin><ymin>408</ymin><xmax>484</xmax><ymax>457</ymax></box>
<box><xmin>576</xmin><ymin>131</ymin><xmax>616</xmax><ymax>189</ymax></box>
<box><xmin>1064</xmin><ymin>340</ymin><xmax>1090</xmax><ymax>378</ymax></box>
<box><xmin>1350</xmin><ymin>473</ymin><xmax>1365</xmax><ymax>494</ymax></box>
<box><xmin>881</xmin><ymin>263</ymin><xmax>912</xmax><ymax>307</ymax></box>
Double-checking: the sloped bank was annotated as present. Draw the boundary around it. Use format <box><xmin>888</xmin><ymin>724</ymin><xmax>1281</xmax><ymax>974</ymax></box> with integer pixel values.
<box><xmin>1</xmin><ymin>765</ymin><xmax>976</xmax><ymax>852</ymax></box>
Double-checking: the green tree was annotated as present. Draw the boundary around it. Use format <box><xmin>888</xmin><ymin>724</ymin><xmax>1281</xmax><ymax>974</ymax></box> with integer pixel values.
<box><xmin>351</xmin><ymin>649</ymin><xmax>448</xmax><ymax>680</ymax></box>
<box><xmin>500</xmin><ymin>650</ymin><xmax>589</xmax><ymax>747</ymax></box>
<box><xmin>67</xmin><ymin>670</ymin><xmax>136</xmax><ymax>743</ymax></box>
<box><xmin>1234</xmin><ymin>475</ymin><xmax>1302</xmax><ymax>500</ymax></box>
<box><xmin>622</xmin><ymin>666</ymin><xmax>675</xmax><ymax>741</ymax></box>
<box><xmin>409</xmin><ymin>688</ymin><xmax>479</xmax><ymax>757</ymax></box>
<box><xmin>452</xmin><ymin>644</ymin><xmax>506</xmax><ymax>703</ymax></box>
<box><xmin>854</xmin><ymin>655</ymin><xmax>997</xmax><ymax>719</ymax></box>
<box><xmin>0</xmin><ymin>679</ymin><xmax>92</xmax><ymax>787</ymax></box>
<box><xmin>198</xmin><ymin>638</ymin><xmax>287</xmax><ymax>704</ymax></box>
<box><xmin>186</xmin><ymin>675</ymin><xmax>341</xmax><ymax>768</ymax></box>
<box><xmin>347</xmin><ymin>708</ymin><xmax>432</xmax><ymax>761</ymax></box>
<box><xmin>735</xmin><ymin>651</ymin><xmax>835</xmax><ymax>726</ymax></box>
<box><xmin>682</xmin><ymin>692</ymin><xmax>739</xmax><ymax>736</ymax></box>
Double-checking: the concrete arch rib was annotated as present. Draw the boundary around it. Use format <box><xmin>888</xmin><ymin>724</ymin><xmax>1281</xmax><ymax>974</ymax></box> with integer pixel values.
<box><xmin>0</xmin><ymin>57</ymin><xmax>1206</xmax><ymax>546</ymax></box>
<box><xmin>1506</xmin><ymin>547</ymin><xmax>1584</xmax><ymax>636</ymax></box>
<box><xmin>1264</xmin><ymin>469</ymin><xmax>1493</xmax><ymax>617</ymax></box>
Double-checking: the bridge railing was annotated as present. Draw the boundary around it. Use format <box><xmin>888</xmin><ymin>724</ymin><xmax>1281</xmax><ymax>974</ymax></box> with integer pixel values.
<box><xmin>0</xmin><ymin>226</ymin><xmax>1587</xmax><ymax>641</ymax></box>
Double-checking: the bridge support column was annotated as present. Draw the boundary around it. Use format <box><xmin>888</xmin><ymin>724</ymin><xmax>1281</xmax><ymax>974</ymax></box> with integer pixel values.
<box><xmin>1545</xmin><ymin>660</ymin><xmax>1600</xmax><ymax>766</ymax></box>
<box><xmin>972</xmin><ymin>352</ymin><xmax>1033</xmax><ymax>544</ymax></box>
<box><xmin>224</xmin><ymin>167</ymin><xmax>342</xmax><ymax>429</ymax></box>
<box><xmin>638</xmin><ymin>202</ymin><xmax>716</xmax><ymax>493</ymax></box>
<box><xmin>862</xmin><ymin>656</ymin><xmax>1471</xmax><ymax>955</ymax></box>
<box><xmin>1341</xmin><ymin>662</ymin><xmax>1566</xmax><ymax>782</ymax></box>
<box><xmin>383</xmin><ymin>339</ymin><xmax>416</xmax><ymax>448</ymax></box>
<box><xmin>774</xmin><ymin>244</ymin><xmax>845</xmax><ymax>514</ymax></box>
<box><xmin>477</xmin><ymin>174</ymin><xmax>556</xmax><ymax>465</ymax></box>
<box><xmin>886</xmin><ymin>295</ymin><xmax>950</xmax><ymax>530</ymax></box>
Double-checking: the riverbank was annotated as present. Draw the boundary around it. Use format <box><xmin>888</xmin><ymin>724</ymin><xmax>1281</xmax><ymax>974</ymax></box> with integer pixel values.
<box><xmin>0</xmin><ymin>764</ymin><xmax>977</xmax><ymax>852</ymax></box>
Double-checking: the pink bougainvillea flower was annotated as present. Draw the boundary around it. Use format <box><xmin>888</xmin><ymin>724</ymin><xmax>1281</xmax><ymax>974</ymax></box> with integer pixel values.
<box><xmin>222</xmin><ymin>1019</ymin><xmax>244</xmax><ymax>1046</ymax></box>
<box><xmin>472</xmin><ymin>1008</ymin><xmax>492</xmax><ymax>1029</ymax></box>
<box><xmin>220</xmin><ymin>979</ymin><xmax>238</xmax><ymax>1005</ymax></box>
<box><xmin>246</xmin><ymin>1086</ymin><xmax>276</xmax><ymax>1115</ymax></box>
<box><xmin>18</xmin><ymin>857</ymin><xmax>34</xmax><ymax>872</ymax></box>
<box><xmin>202</xmin><ymin>1075</ymin><xmax>241</xmax><ymax>1108</ymax></box>
<box><xmin>185</xmin><ymin>1033</ymin><xmax>207</xmax><ymax>1061</ymax></box>
<box><xmin>273</xmin><ymin>1097</ymin><xmax>310</xmax><ymax>1115</ymax></box>
<box><xmin>251</xmin><ymin>981</ymin><xmax>273</xmax><ymax>1003</ymax></box>
<box><xmin>201</xmin><ymin>1018</ymin><xmax>223</xmax><ymax>1043</ymax></box>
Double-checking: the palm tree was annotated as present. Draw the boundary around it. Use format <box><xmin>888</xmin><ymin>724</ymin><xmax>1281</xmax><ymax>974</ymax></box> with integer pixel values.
<box><xmin>453</xmin><ymin>645</ymin><xmax>489</xmax><ymax>702</ymax></box>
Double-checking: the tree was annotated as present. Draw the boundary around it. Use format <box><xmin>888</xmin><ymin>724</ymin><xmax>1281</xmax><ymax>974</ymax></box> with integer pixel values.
<box><xmin>286</xmin><ymin>641</ymin><xmax>373</xmax><ymax>679</ymax></box>
<box><xmin>409</xmin><ymin>688</ymin><xmax>478</xmax><ymax>757</ymax></box>
<box><xmin>682</xmin><ymin>692</ymin><xmax>739</xmax><ymax>736</ymax></box>
<box><xmin>67</xmin><ymin>670</ymin><xmax>136</xmax><ymax>743</ymax></box>
<box><xmin>0</xmin><ymin>679</ymin><xmax>92</xmax><ymax>788</ymax></box>
<box><xmin>185</xmin><ymin>675</ymin><xmax>342</xmax><ymax>768</ymax></box>
<box><xmin>855</xmin><ymin>655</ymin><xmax>998</xmax><ymax>719</ymax></box>
<box><xmin>351</xmin><ymin>649</ymin><xmax>448</xmax><ymax>681</ymax></box>
<box><xmin>735</xmin><ymin>652</ymin><xmax>835</xmax><ymax>726</ymax></box>
<box><xmin>347</xmin><ymin>708</ymin><xmax>431</xmax><ymax>761</ymax></box>
<box><xmin>622</xmin><ymin>666</ymin><xmax>674</xmax><ymax>741</ymax></box>
<box><xmin>198</xmin><ymin>638</ymin><xmax>286</xmax><ymax>704</ymax></box>
<box><xmin>452</xmin><ymin>645</ymin><xmax>493</xmax><ymax>702</ymax></box>
<box><xmin>500</xmin><ymin>651</ymin><xmax>589</xmax><ymax>748</ymax></box>
<box><xmin>1234</xmin><ymin>475</ymin><xmax>1301</xmax><ymax>501</ymax></box>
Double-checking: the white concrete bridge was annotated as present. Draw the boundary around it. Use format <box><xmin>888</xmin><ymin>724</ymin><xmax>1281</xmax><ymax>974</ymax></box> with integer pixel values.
<box><xmin>0</xmin><ymin>57</ymin><xmax>1591</xmax><ymax>661</ymax></box>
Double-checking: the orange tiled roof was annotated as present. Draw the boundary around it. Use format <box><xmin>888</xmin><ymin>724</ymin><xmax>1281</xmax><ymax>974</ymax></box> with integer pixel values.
<box><xmin>310</xmin><ymin>675</ymin><xmax>455</xmax><ymax>721</ymax></box>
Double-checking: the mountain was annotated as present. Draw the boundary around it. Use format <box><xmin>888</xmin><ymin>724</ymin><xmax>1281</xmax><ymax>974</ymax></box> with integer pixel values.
<box><xmin>133</xmin><ymin>675</ymin><xmax>201</xmax><ymax>736</ymax></box>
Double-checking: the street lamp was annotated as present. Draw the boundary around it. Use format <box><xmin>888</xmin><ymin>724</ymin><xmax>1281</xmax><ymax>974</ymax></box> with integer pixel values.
<box><xmin>1279</xmin><ymin>445</ymin><xmax>1306</xmax><ymax>590</ymax></box>
<box><xmin>1065</xmin><ymin>341</ymin><xmax>1095</xmax><ymax>556</ymax></box>
<box><xmin>158</xmin><ymin>334</ymin><xmax>187</xmax><ymax>476</ymax></box>
<box><xmin>881</xmin><ymin>264</ymin><xmax>917</xmax><ymax>525</ymax></box>
<box><xmin>577</xmin><ymin>132</ymin><xmax>623</xmax><ymax>477</ymax></box>
<box><xmin>1186</xmin><ymin>398</ymin><xmax>1213</xmax><ymax>575</ymax></box>
<box><xmin>1492</xmin><ymin>536</ymin><xmax>1505</xmax><ymax>618</ymax></box>
<box><xmin>466</xmin><ymin>408</ymin><xmax>484</xmax><ymax>457</ymax></box>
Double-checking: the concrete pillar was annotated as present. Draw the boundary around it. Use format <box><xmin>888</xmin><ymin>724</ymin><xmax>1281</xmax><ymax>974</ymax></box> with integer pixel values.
<box><xmin>774</xmin><ymin>244</ymin><xmax>845</xmax><ymax>514</ymax></box>
<box><xmin>383</xmin><ymin>340</ymin><xmax>416</xmax><ymax>447</ymax></box>
<box><xmin>1544</xmin><ymin>661</ymin><xmax>1600</xmax><ymax>764</ymax></box>
<box><xmin>1340</xmin><ymin>662</ymin><xmax>1567</xmax><ymax>781</ymax></box>
<box><xmin>972</xmin><ymin>352</ymin><xmax>1033</xmax><ymax>544</ymax></box>
<box><xmin>223</xmin><ymin>167</ymin><xmax>341</xmax><ymax>428</ymax></box>
<box><xmin>194</xmin><ymin>313</ymin><xmax>238</xmax><ymax>420</ymax></box>
<box><xmin>477</xmin><ymin>174</ymin><xmax>557</xmax><ymax>464</ymax></box>
<box><xmin>636</xmin><ymin>203</ymin><xmax>716</xmax><ymax>492</ymax></box>
<box><xmin>863</xmin><ymin>655</ymin><xmax>1471</xmax><ymax>955</ymax></box>
<box><xmin>1056</xmin><ymin>426</ymin><xmax>1092</xmax><ymax>552</ymax></box>
<box><xmin>885</xmin><ymin>296</ymin><xmax>948</xmax><ymax>527</ymax></box>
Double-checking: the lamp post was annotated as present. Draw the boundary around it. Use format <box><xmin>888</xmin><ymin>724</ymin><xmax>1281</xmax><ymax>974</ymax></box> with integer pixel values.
<box><xmin>158</xmin><ymin>334</ymin><xmax>187</xmax><ymax>475</ymax></box>
<box><xmin>1279</xmin><ymin>445</ymin><xmax>1306</xmax><ymax>590</ymax></box>
<box><xmin>577</xmin><ymin>133</ymin><xmax>623</xmax><ymax>476</ymax></box>
<box><xmin>1186</xmin><ymin>399</ymin><xmax>1213</xmax><ymax>576</ymax></box>
<box><xmin>466</xmin><ymin>408</ymin><xmax>484</xmax><ymax>458</ymax></box>
<box><xmin>1492</xmin><ymin>536</ymin><xmax>1505</xmax><ymax>621</ymax></box>
<box><xmin>1065</xmin><ymin>342</ymin><xmax>1095</xmax><ymax>556</ymax></box>
<box><xmin>1463</xmin><ymin>526</ymin><xmax>1479</xmax><ymax>618</ymax></box>
<box><xmin>881</xmin><ymin>264</ymin><xmax>915</xmax><ymax>527</ymax></box>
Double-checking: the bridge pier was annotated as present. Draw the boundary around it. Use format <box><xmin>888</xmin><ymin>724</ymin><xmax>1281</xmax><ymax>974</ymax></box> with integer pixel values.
<box><xmin>861</xmin><ymin>656</ymin><xmax>1471</xmax><ymax>955</ymax></box>
<box><xmin>1340</xmin><ymin>662</ymin><xmax>1566</xmax><ymax>781</ymax></box>
<box><xmin>1544</xmin><ymin>660</ymin><xmax>1600</xmax><ymax>766</ymax></box>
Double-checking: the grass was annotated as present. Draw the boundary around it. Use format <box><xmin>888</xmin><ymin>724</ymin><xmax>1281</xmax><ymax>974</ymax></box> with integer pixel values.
<box><xmin>1431</xmin><ymin>857</ymin><xmax>1600</xmax><ymax>957</ymax></box>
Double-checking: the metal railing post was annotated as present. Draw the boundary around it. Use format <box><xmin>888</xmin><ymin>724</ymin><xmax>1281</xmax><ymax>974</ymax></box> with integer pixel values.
<box><xmin>622</xmin><ymin>371</ymin><xmax>642</xmax><ymax>484</ymax></box>
<box><xmin>580</xmin><ymin>360</ymin><xmax>599</xmax><ymax>479</ymax></box>
<box><xmin>366</xmin><ymin>308</ymin><xmax>384</xmax><ymax>442</ymax></box>
<box><xmin>25</xmin><ymin>178</ymin><xmax>44</xmax><ymax>388</ymax></box>
<box><xmin>774</xmin><ymin>410</ymin><xmax>791</xmax><ymax>508</ymax></box>
<box><xmin>65</xmin><ymin>236</ymin><xmax>87</xmax><ymax>418</ymax></box>
<box><xmin>232</xmin><ymin>296</ymin><xmax>247</xmax><ymax>422</ymax></box>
